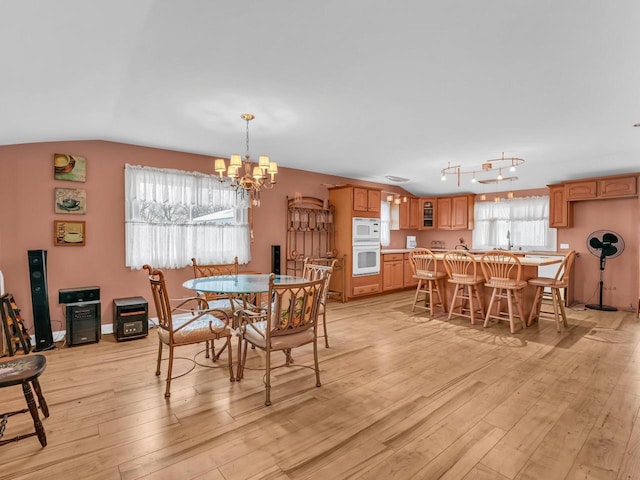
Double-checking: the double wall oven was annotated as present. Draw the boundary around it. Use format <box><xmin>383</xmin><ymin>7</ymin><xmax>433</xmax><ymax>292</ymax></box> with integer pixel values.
<box><xmin>352</xmin><ymin>217</ymin><xmax>381</xmax><ymax>276</ymax></box>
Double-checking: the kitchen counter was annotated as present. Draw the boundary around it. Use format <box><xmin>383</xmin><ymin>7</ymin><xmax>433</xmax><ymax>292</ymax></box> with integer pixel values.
<box><xmin>383</xmin><ymin>248</ymin><xmax>562</xmax><ymax>267</ymax></box>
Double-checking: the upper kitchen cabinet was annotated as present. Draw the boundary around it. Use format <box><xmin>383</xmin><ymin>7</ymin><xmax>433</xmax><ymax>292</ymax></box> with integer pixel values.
<box><xmin>353</xmin><ymin>187</ymin><xmax>381</xmax><ymax>214</ymax></box>
<box><xmin>565</xmin><ymin>174</ymin><xmax>637</xmax><ymax>201</ymax></box>
<box><xmin>419</xmin><ymin>198</ymin><xmax>436</xmax><ymax>229</ymax></box>
<box><xmin>548</xmin><ymin>184</ymin><xmax>572</xmax><ymax>228</ymax></box>
<box><xmin>399</xmin><ymin>197</ymin><xmax>420</xmax><ymax>229</ymax></box>
<box><xmin>437</xmin><ymin>195</ymin><xmax>474</xmax><ymax>230</ymax></box>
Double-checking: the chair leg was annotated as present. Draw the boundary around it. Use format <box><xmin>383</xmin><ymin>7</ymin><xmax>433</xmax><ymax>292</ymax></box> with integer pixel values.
<box><xmin>31</xmin><ymin>378</ymin><xmax>49</xmax><ymax>418</ymax></box>
<box><xmin>322</xmin><ymin>310</ymin><xmax>329</xmax><ymax>348</ymax></box>
<box><xmin>556</xmin><ymin>288</ymin><xmax>569</xmax><ymax>328</ymax></box>
<box><xmin>155</xmin><ymin>341</ymin><xmax>163</xmax><ymax>376</ymax></box>
<box><xmin>265</xmin><ymin>349</ymin><xmax>272</xmax><ymax>407</ymax></box>
<box><xmin>314</xmin><ymin>340</ymin><xmax>321</xmax><ymax>388</ymax></box>
<box><xmin>434</xmin><ymin>279</ymin><xmax>446</xmax><ymax>314</ymax></box>
<box><xmin>527</xmin><ymin>286</ymin><xmax>543</xmax><ymax>326</ymax></box>
<box><xmin>484</xmin><ymin>289</ymin><xmax>498</xmax><ymax>328</ymax></box>
<box><xmin>22</xmin><ymin>381</ymin><xmax>46</xmax><ymax>447</ymax></box>
<box><xmin>551</xmin><ymin>288</ymin><xmax>561</xmax><ymax>332</ymax></box>
<box><xmin>427</xmin><ymin>281</ymin><xmax>435</xmax><ymax>317</ymax></box>
<box><xmin>506</xmin><ymin>289</ymin><xmax>516</xmax><ymax>333</ymax></box>
<box><xmin>412</xmin><ymin>280</ymin><xmax>423</xmax><ymax>312</ymax></box>
<box><xmin>226</xmin><ymin>335</ymin><xmax>235</xmax><ymax>382</ymax></box>
<box><xmin>237</xmin><ymin>338</ymin><xmax>249</xmax><ymax>381</ymax></box>
<box><xmin>448</xmin><ymin>284</ymin><xmax>460</xmax><ymax>320</ymax></box>
<box><xmin>515</xmin><ymin>289</ymin><xmax>527</xmax><ymax>332</ymax></box>
<box><xmin>473</xmin><ymin>285</ymin><xmax>485</xmax><ymax>321</ymax></box>
<box><xmin>164</xmin><ymin>345</ymin><xmax>174</xmax><ymax>398</ymax></box>
<box><xmin>468</xmin><ymin>285</ymin><xmax>476</xmax><ymax>325</ymax></box>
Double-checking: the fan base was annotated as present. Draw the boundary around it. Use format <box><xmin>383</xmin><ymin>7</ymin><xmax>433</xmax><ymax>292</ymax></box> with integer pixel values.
<box><xmin>585</xmin><ymin>304</ymin><xmax>618</xmax><ymax>312</ymax></box>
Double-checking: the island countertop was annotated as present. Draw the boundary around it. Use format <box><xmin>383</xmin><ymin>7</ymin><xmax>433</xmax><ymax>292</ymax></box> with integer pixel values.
<box><xmin>381</xmin><ymin>249</ymin><xmax>562</xmax><ymax>267</ymax></box>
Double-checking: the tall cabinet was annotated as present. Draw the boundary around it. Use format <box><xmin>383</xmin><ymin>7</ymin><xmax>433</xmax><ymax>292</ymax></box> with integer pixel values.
<box><xmin>328</xmin><ymin>185</ymin><xmax>383</xmax><ymax>300</ymax></box>
<box><xmin>285</xmin><ymin>196</ymin><xmax>336</xmax><ymax>275</ymax></box>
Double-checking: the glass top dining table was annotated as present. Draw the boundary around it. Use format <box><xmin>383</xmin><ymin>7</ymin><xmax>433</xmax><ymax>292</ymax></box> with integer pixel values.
<box><xmin>182</xmin><ymin>274</ymin><xmax>307</xmax><ymax>295</ymax></box>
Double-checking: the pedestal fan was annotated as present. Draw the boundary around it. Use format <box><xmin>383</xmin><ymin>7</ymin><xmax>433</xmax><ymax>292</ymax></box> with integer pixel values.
<box><xmin>585</xmin><ymin>230</ymin><xmax>624</xmax><ymax>312</ymax></box>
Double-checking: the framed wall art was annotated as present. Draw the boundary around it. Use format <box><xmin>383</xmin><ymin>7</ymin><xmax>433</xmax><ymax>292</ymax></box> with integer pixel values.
<box><xmin>54</xmin><ymin>220</ymin><xmax>86</xmax><ymax>246</ymax></box>
<box><xmin>54</xmin><ymin>153</ymin><xmax>87</xmax><ymax>182</ymax></box>
<box><xmin>54</xmin><ymin>187</ymin><xmax>86</xmax><ymax>214</ymax></box>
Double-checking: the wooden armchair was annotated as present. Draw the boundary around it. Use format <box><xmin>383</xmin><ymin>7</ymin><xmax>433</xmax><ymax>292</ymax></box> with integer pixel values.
<box><xmin>235</xmin><ymin>274</ymin><xmax>324</xmax><ymax>406</ymax></box>
<box><xmin>302</xmin><ymin>258</ymin><xmax>336</xmax><ymax>348</ymax></box>
<box><xmin>144</xmin><ymin>265</ymin><xmax>234</xmax><ymax>398</ymax></box>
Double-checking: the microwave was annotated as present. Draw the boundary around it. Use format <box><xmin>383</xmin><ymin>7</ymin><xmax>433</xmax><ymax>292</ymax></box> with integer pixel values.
<box><xmin>352</xmin><ymin>217</ymin><xmax>381</xmax><ymax>244</ymax></box>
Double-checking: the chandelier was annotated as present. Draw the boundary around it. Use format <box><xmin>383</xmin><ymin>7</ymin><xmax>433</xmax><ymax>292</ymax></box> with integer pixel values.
<box><xmin>440</xmin><ymin>152</ymin><xmax>525</xmax><ymax>187</ymax></box>
<box><xmin>214</xmin><ymin>113</ymin><xmax>277</xmax><ymax>206</ymax></box>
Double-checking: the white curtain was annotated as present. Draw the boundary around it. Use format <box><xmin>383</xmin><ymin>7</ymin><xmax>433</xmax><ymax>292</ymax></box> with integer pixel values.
<box><xmin>472</xmin><ymin>196</ymin><xmax>556</xmax><ymax>251</ymax></box>
<box><xmin>124</xmin><ymin>164</ymin><xmax>251</xmax><ymax>269</ymax></box>
<box><xmin>380</xmin><ymin>201</ymin><xmax>391</xmax><ymax>247</ymax></box>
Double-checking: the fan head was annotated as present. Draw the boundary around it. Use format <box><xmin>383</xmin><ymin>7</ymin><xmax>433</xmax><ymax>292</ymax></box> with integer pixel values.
<box><xmin>587</xmin><ymin>230</ymin><xmax>625</xmax><ymax>259</ymax></box>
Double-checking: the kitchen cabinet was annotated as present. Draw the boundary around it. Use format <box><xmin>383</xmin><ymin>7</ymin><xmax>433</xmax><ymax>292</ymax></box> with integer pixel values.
<box><xmin>353</xmin><ymin>187</ymin><xmax>381</xmax><ymax>214</ymax></box>
<box><xmin>548</xmin><ymin>184</ymin><xmax>572</xmax><ymax>228</ymax></box>
<box><xmin>399</xmin><ymin>197</ymin><xmax>420</xmax><ymax>229</ymax></box>
<box><xmin>565</xmin><ymin>175</ymin><xmax>637</xmax><ymax>201</ymax></box>
<box><xmin>597</xmin><ymin>176</ymin><xmax>637</xmax><ymax>198</ymax></box>
<box><xmin>382</xmin><ymin>253</ymin><xmax>404</xmax><ymax>291</ymax></box>
<box><xmin>329</xmin><ymin>185</ymin><xmax>383</xmax><ymax>301</ymax></box>
<box><xmin>419</xmin><ymin>198</ymin><xmax>437</xmax><ymax>229</ymax></box>
<box><xmin>403</xmin><ymin>253</ymin><xmax>418</xmax><ymax>288</ymax></box>
<box><xmin>437</xmin><ymin>195</ymin><xmax>474</xmax><ymax>230</ymax></box>
<box><xmin>351</xmin><ymin>274</ymin><xmax>382</xmax><ymax>296</ymax></box>
<box><xmin>565</xmin><ymin>180</ymin><xmax>597</xmax><ymax>200</ymax></box>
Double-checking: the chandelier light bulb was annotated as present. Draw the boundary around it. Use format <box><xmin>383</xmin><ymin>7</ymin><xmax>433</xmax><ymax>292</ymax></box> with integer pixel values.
<box><xmin>497</xmin><ymin>169</ymin><xmax>503</xmax><ymax>180</ymax></box>
<box><xmin>441</xmin><ymin>174</ymin><xmax>447</xmax><ymax>181</ymax></box>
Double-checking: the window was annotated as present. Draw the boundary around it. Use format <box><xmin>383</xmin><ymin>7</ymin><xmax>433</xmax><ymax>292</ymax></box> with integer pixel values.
<box><xmin>472</xmin><ymin>196</ymin><xmax>556</xmax><ymax>251</ymax></box>
<box><xmin>124</xmin><ymin>164</ymin><xmax>251</xmax><ymax>269</ymax></box>
<box><xmin>380</xmin><ymin>201</ymin><xmax>391</xmax><ymax>247</ymax></box>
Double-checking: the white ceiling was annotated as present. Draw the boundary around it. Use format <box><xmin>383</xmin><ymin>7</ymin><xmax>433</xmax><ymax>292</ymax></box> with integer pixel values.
<box><xmin>2</xmin><ymin>1</ymin><xmax>639</xmax><ymax>196</ymax></box>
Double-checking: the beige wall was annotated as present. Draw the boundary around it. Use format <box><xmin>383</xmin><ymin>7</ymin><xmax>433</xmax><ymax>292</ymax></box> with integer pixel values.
<box><xmin>0</xmin><ymin>140</ymin><xmax>410</xmax><ymax>332</ymax></box>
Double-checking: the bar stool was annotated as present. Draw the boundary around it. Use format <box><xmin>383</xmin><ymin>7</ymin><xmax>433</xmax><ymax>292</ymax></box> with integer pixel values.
<box><xmin>527</xmin><ymin>250</ymin><xmax>576</xmax><ymax>331</ymax></box>
<box><xmin>443</xmin><ymin>250</ymin><xmax>485</xmax><ymax>324</ymax></box>
<box><xmin>0</xmin><ymin>354</ymin><xmax>49</xmax><ymax>447</ymax></box>
<box><xmin>480</xmin><ymin>251</ymin><xmax>527</xmax><ymax>334</ymax></box>
<box><xmin>409</xmin><ymin>248</ymin><xmax>447</xmax><ymax>317</ymax></box>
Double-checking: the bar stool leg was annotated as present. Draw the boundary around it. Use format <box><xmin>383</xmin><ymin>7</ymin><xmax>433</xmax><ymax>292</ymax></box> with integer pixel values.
<box><xmin>22</xmin><ymin>382</ymin><xmax>47</xmax><ymax>447</ymax></box>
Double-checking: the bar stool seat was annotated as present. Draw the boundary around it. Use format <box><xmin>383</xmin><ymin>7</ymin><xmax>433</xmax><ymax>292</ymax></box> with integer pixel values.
<box><xmin>0</xmin><ymin>354</ymin><xmax>49</xmax><ymax>447</ymax></box>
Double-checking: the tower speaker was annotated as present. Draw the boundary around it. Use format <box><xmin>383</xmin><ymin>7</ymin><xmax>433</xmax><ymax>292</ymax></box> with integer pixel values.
<box><xmin>27</xmin><ymin>250</ymin><xmax>54</xmax><ymax>351</ymax></box>
<box><xmin>271</xmin><ymin>245</ymin><xmax>281</xmax><ymax>275</ymax></box>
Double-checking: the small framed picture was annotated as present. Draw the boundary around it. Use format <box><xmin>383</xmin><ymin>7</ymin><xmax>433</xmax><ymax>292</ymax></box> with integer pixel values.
<box><xmin>54</xmin><ymin>187</ymin><xmax>86</xmax><ymax>214</ymax></box>
<box><xmin>54</xmin><ymin>153</ymin><xmax>87</xmax><ymax>182</ymax></box>
<box><xmin>54</xmin><ymin>220</ymin><xmax>86</xmax><ymax>246</ymax></box>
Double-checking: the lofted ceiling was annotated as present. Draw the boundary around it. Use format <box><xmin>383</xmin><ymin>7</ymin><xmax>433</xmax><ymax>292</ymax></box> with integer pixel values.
<box><xmin>1</xmin><ymin>1</ymin><xmax>639</xmax><ymax>196</ymax></box>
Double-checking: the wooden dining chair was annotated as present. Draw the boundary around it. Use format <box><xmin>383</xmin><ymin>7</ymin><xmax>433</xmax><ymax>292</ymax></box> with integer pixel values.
<box><xmin>302</xmin><ymin>258</ymin><xmax>336</xmax><ymax>348</ymax></box>
<box><xmin>408</xmin><ymin>248</ymin><xmax>447</xmax><ymax>317</ymax></box>
<box><xmin>144</xmin><ymin>265</ymin><xmax>234</xmax><ymax>398</ymax></box>
<box><xmin>235</xmin><ymin>274</ymin><xmax>324</xmax><ymax>406</ymax></box>
<box><xmin>527</xmin><ymin>250</ymin><xmax>576</xmax><ymax>331</ymax></box>
<box><xmin>480</xmin><ymin>251</ymin><xmax>527</xmax><ymax>334</ymax></box>
<box><xmin>0</xmin><ymin>354</ymin><xmax>49</xmax><ymax>447</ymax></box>
<box><xmin>442</xmin><ymin>250</ymin><xmax>485</xmax><ymax>324</ymax></box>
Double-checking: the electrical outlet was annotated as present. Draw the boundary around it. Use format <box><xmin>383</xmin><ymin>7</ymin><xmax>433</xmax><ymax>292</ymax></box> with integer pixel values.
<box><xmin>560</xmin><ymin>243</ymin><xmax>569</xmax><ymax>249</ymax></box>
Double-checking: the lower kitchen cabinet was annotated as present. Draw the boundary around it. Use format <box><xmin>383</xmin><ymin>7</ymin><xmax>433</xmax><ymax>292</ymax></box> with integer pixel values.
<box><xmin>383</xmin><ymin>253</ymin><xmax>404</xmax><ymax>291</ymax></box>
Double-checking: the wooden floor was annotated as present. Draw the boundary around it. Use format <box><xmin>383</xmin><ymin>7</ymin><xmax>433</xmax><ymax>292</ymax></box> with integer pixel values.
<box><xmin>1</xmin><ymin>291</ymin><xmax>640</xmax><ymax>480</ymax></box>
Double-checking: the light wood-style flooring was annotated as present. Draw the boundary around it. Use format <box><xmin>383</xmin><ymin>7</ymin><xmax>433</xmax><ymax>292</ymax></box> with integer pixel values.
<box><xmin>1</xmin><ymin>291</ymin><xmax>640</xmax><ymax>480</ymax></box>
